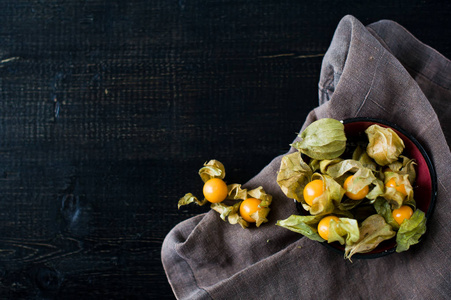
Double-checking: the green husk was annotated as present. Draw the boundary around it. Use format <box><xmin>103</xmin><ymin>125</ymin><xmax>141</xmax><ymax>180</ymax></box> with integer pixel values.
<box><xmin>373</xmin><ymin>198</ymin><xmax>400</xmax><ymax>230</ymax></box>
<box><xmin>276</xmin><ymin>215</ymin><xmax>325</xmax><ymax>242</ymax></box>
<box><xmin>276</xmin><ymin>151</ymin><xmax>313</xmax><ymax>202</ymax></box>
<box><xmin>318</xmin><ymin>158</ymin><xmax>344</xmax><ymax>174</ymax></box>
<box><xmin>247</xmin><ymin>186</ymin><xmax>273</xmax><ymax>208</ymax></box>
<box><xmin>224</xmin><ymin>184</ymin><xmax>272</xmax><ymax>227</ymax></box>
<box><xmin>177</xmin><ymin>193</ymin><xmax>208</xmax><ymax>208</ymax></box>
<box><xmin>211</xmin><ymin>202</ymin><xmax>249</xmax><ymax>229</ymax></box>
<box><xmin>323</xmin><ymin>159</ymin><xmax>362</xmax><ymax>178</ymax></box>
<box><xmin>292</xmin><ymin>118</ymin><xmax>347</xmax><ymax>160</ymax></box>
<box><xmin>382</xmin><ymin>171</ymin><xmax>414</xmax><ymax>209</ymax></box>
<box><xmin>323</xmin><ymin>159</ymin><xmax>384</xmax><ymax>201</ymax></box>
<box><xmin>252</xmin><ymin>207</ymin><xmax>271</xmax><ymax>227</ymax></box>
<box><xmin>199</xmin><ymin>159</ymin><xmax>226</xmax><ymax>182</ymax></box>
<box><xmin>386</xmin><ymin>156</ymin><xmax>417</xmax><ymax>184</ymax></box>
<box><xmin>276</xmin><ymin>215</ymin><xmax>359</xmax><ymax>245</ymax></box>
<box><xmin>328</xmin><ymin>218</ymin><xmax>360</xmax><ymax>245</ymax></box>
<box><xmin>352</xmin><ymin>146</ymin><xmax>378</xmax><ymax>171</ymax></box>
<box><xmin>227</xmin><ymin>183</ymin><xmax>249</xmax><ymax>201</ymax></box>
<box><xmin>365</xmin><ymin>125</ymin><xmax>405</xmax><ymax>166</ymax></box>
<box><xmin>396</xmin><ymin>209</ymin><xmax>427</xmax><ymax>253</ymax></box>
<box><xmin>226</xmin><ymin>184</ymin><xmax>273</xmax><ymax>227</ymax></box>
<box><xmin>400</xmin><ymin>157</ymin><xmax>417</xmax><ymax>184</ymax></box>
<box><xmin>344</xmin><ymin>214</ymin><xmax>396</xmax><ymax>261</ymax></box>
<box><xmin>346</xmin><ymin>168</ymin><xmax>377</xmax><ymax>196</ymax></box>
<box><xmin>303</xmin><ymin>173</ymin><xmax>345</xmax><ymax>215</ymax></box>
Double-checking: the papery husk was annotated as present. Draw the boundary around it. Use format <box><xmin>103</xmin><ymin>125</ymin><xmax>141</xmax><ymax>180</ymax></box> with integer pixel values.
<box><xmin>373</xmin><ymin>197</ymin><xmax>400</xmax><ymax>230</ymax></box>
<box><xmin>309</xmin><ymin>158</ymin><xmax>346</xmax><ymax>174</ymax></box>
<box><xmin>319</xmin><ymin>158</ymin><xmax>344</xmax><ymax>174</ymax></box>
<box><xmin>177</xmin><ymin>193</ymin><xmax>209</xmax><ymax>208</ymax></box>
<box><xmin>304</xmin><ymin>173</ymin><xmax>345</xmax><ymax>215</ymax></box>
<box><xmin>328</xmin><ymin>217</ymin><xmax>360</xmax><ymax>245</ymax></box>
<box><xmin>366</xmin><ymin>178</ymin><xmax>385</xmax><ymax>200</ymax></box>
<box><xmin>344</xmin><ymin>214</ymin><xmax>396</xmax><ymax>261</ymax></box>
<box><xmin>322</xmin><ymin>174</ymin><xmax>346</xmax><ymax>207</ymax></box>
<box><xmin>365</xmin><ymin>125</ymin><xmax>405</xmax><ymax>166</ymax></box>
<box><xmin>247</xmin><ymin>186</ymin><xmax>273</xmax><ymax>208</ymax></box>
<box><xmin>276</xmin><ymin>151</ymin><xmax>313</xmax><ymax>202</ymax></box>
<box><xmin>346</xmin><ymin>168</ymin><xmax>377</xmax><ymax>196</ymax></box>
<box><xmin>199</xmin><ymin>159</ymin><xmax>226</xmax><ymax>182</ymax></box>
<box><xmin>324</xmin><ymin>159</ymin><xmax>363</xmax><ymax>180</ymax></box>
<box><xmin>292</xmin><ymin>118</ymin><xmax>347</xmax><ymax>160</ymax></box>
<box><xmin>400</xmin><ymin>157</ymin><xmax>417</xmax><ymax>184</ymax></box>
<box><xmin>397</xmin><ymin>156</ymin><xmax>417</xmax><ymax>184</ymax></box>
<box><xmin>211</xmin><ymin>202</ymin><xmax>249</xmax><ymax>229</ymax></box>
<box><xmin>251</xmin><ymin>207</ymin><xmax>271</xmax><ymax>227</ymax></box>
<box><xmin>226</xmin><ymin>184</ymin><xmax>272</xmax><ymax>227</ymax></box>
<box><xmin>227</xmin><ymin>183</ymin><xmax>249</xmax><ymax>200</ymax></box>
<box><xmin>396</xmin><ymin>209</ymin><xmax>427</xmax><ymax>252</ymax></box>
<box><xmin>385</xmin><ymin>160</ymin><xmax>403</xmax><ymax>173</ymax></box>
<box><xmin>309</xmin><ymin>159</ymin><xmax>321</xmax><ymax>173</ymax></box>
<box><xmin>382</xmin><ymin>172</ymin><xmax>414</xmax><ymax>209</ymax></box>
<box><xmin>352</xmin><ymin>146</ymin><xmax>378</xmax><ymax>171</ymax></box>
<box><xmin>322</xmin><ymin>159</ymin><xmax>384</xmax><ymax>201</ymax></box>
<box><xmin>385</xmin><ymin>156</ymin><xmax>417</xmax><ymax>184</ymax></box>
<box><xmin>276</xmin><ymin>215</ymin><xmax>325</xmax><ymax>242</ymax></box>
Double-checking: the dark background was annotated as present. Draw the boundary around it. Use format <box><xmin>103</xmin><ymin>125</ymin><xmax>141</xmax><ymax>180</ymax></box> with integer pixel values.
<box><xmin>0</xmin><ymin>1</ymin><xmax>450</xmax><ymax>299</ymax></box>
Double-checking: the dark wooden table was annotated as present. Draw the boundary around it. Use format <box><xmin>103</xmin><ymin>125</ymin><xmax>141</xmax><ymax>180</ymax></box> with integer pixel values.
<box><xmin>0</xmin><ymin>1</ymin><xmax>450</xmax><ymax>299</ymax></box>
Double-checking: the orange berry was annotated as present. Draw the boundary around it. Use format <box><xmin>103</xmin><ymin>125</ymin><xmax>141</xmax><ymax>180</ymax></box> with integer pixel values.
<box><xmin>344</xmin><ymin>175</ymin><xmax>369</xmax><ymax>200</ymax></box>
<box><xmin>386</xmin><ymin>178</ymin><xmax>407</xmax><ymax>196</ymax></box>
<box><xmin>392</xmin><ymin>205</ymin><xmax>413</xmax><ymax>225</ymax></box>
<box><xmin>240</xmin><ymin>198</ymin><xmax>261</xmax><ymax>223</ymax></box>
<box><xmin>203</xmin><ymin>178</ymin><xmax>228</xmax><ymax>203</ymax></box>
<box><xmin>318</xmin><ymin>215</ymin><xmax>340</xmax><ymax>240</ymax></box>
<box><xmin>303</xmin><ymin>179</ymin><xmax>324</xmax><ymax>206</ymax></box>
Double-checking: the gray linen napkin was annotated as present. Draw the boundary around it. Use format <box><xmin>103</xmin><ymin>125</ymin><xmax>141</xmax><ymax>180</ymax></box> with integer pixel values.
<box><xmin>162</xmin><ymin>15</ymin><xmax>451</xmax><ymax>299</ymax></box>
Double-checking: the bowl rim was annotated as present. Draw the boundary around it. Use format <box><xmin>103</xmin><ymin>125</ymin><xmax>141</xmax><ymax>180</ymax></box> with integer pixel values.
<box><xmin>300</xmin><ymin>117</ymin><xmax>438</xmax><ymax>259</ymax></box>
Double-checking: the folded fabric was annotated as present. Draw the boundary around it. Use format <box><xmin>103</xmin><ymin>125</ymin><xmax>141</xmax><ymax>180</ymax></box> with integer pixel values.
<box><xmin>162</xmin><ymin>15</ymin><xmax>451</xmax><ymax>299</ymax></box>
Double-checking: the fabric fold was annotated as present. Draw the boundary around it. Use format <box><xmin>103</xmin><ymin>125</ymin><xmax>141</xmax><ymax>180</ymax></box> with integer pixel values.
<box><xmin>162</xmin><ymin>15</ymin><xmax>451</xmax><ymax>299</ymax></box>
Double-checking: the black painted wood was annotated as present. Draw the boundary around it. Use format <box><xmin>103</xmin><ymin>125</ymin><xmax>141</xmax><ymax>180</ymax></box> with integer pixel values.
<box><xmin>0</xmin><ymin>1</ymin><xmax>450</xmax><ymax>298</ymax></box>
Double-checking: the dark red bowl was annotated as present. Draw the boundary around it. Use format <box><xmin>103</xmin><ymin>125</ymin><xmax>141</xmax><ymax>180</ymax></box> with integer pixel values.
<box><xmin>296</xmin><ymin>117</ymin><xmax>437</xmax><ymax>259</ymax></box>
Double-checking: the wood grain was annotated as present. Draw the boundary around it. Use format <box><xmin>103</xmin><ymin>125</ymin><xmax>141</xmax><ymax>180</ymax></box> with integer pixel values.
<box><xmin>0</xmin><ymin>0</ymin><xmax>450</xmax><ymax>298</ymax></box>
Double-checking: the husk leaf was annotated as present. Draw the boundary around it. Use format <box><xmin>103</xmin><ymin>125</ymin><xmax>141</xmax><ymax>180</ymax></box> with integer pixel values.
<box><xmin>352</xmin><ymin>146</ymin><xmax>378</xmax><ymax>171</ymax></box>
<box><xmin>373</xmin><ymin>198</ymin><xmax>400</xmax><ymax>230</ymax></box>
<box><xmin>365</xmin><ymin>125</ymin><xmax>405</xmax><ymax>166</ymax></box>
<box><xmin>226</xmin><ymin>184</ymin><xmax>272</xmax><ymax>227</ymax></box>
<box><xmin>323</xmin><ymin>159</ymin><xmax>384</xmax><ymax>201</ymax></box>
<box><xmin>276</xmin><ymin>215</ymin><xmax>325</xmax><ymax>242</ymax></box>
<box><xmin>307</xmin><ymin>173</ymin><xmax>345</xmax><ymax>215</ymax></box>
<box><xmin>199</xmin><ymin>159</ymin><xmax>226</xmax><ymax>182</ymax></box>
<box><xmin>178</xmin><ymin>193</ymin><xmax>208</xmax><ymax>208</ymax></box>
<box><xmin>396</xmin><ymin>209</ymin><xmax>427</xmax><ymax>252</ymax></box>
<box><xmin>227</xmin><ymin>183</ymin><xmax>249</xmax><ymax>200</ymax></box>
<box><xmin>211</xmin><ymin>202</ymin><xmax>249</xmax><ymax>229</ymax></box>
<box><xmin>276</xmin><ymin>151</ymin><xmax>313</xmax><ymax>202</ymax></box>
<box><xmin>344</xmin><ymin>214</ymin><xmax>396</xmax><ymax>261</ymax></box>
<box><xmin>382</xmin><ymin>172</ymin><xmax>414</xmax><ymax>209</ymax></box>
<box><xmin>292</xmin><ymin>118</ymin><xmax>346</xmax><ymax>160</ymax></box>
<box><xmin>328</xmin><ymin>217</ymin><xmax>360</xmax><ymax>245</ymax></box>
